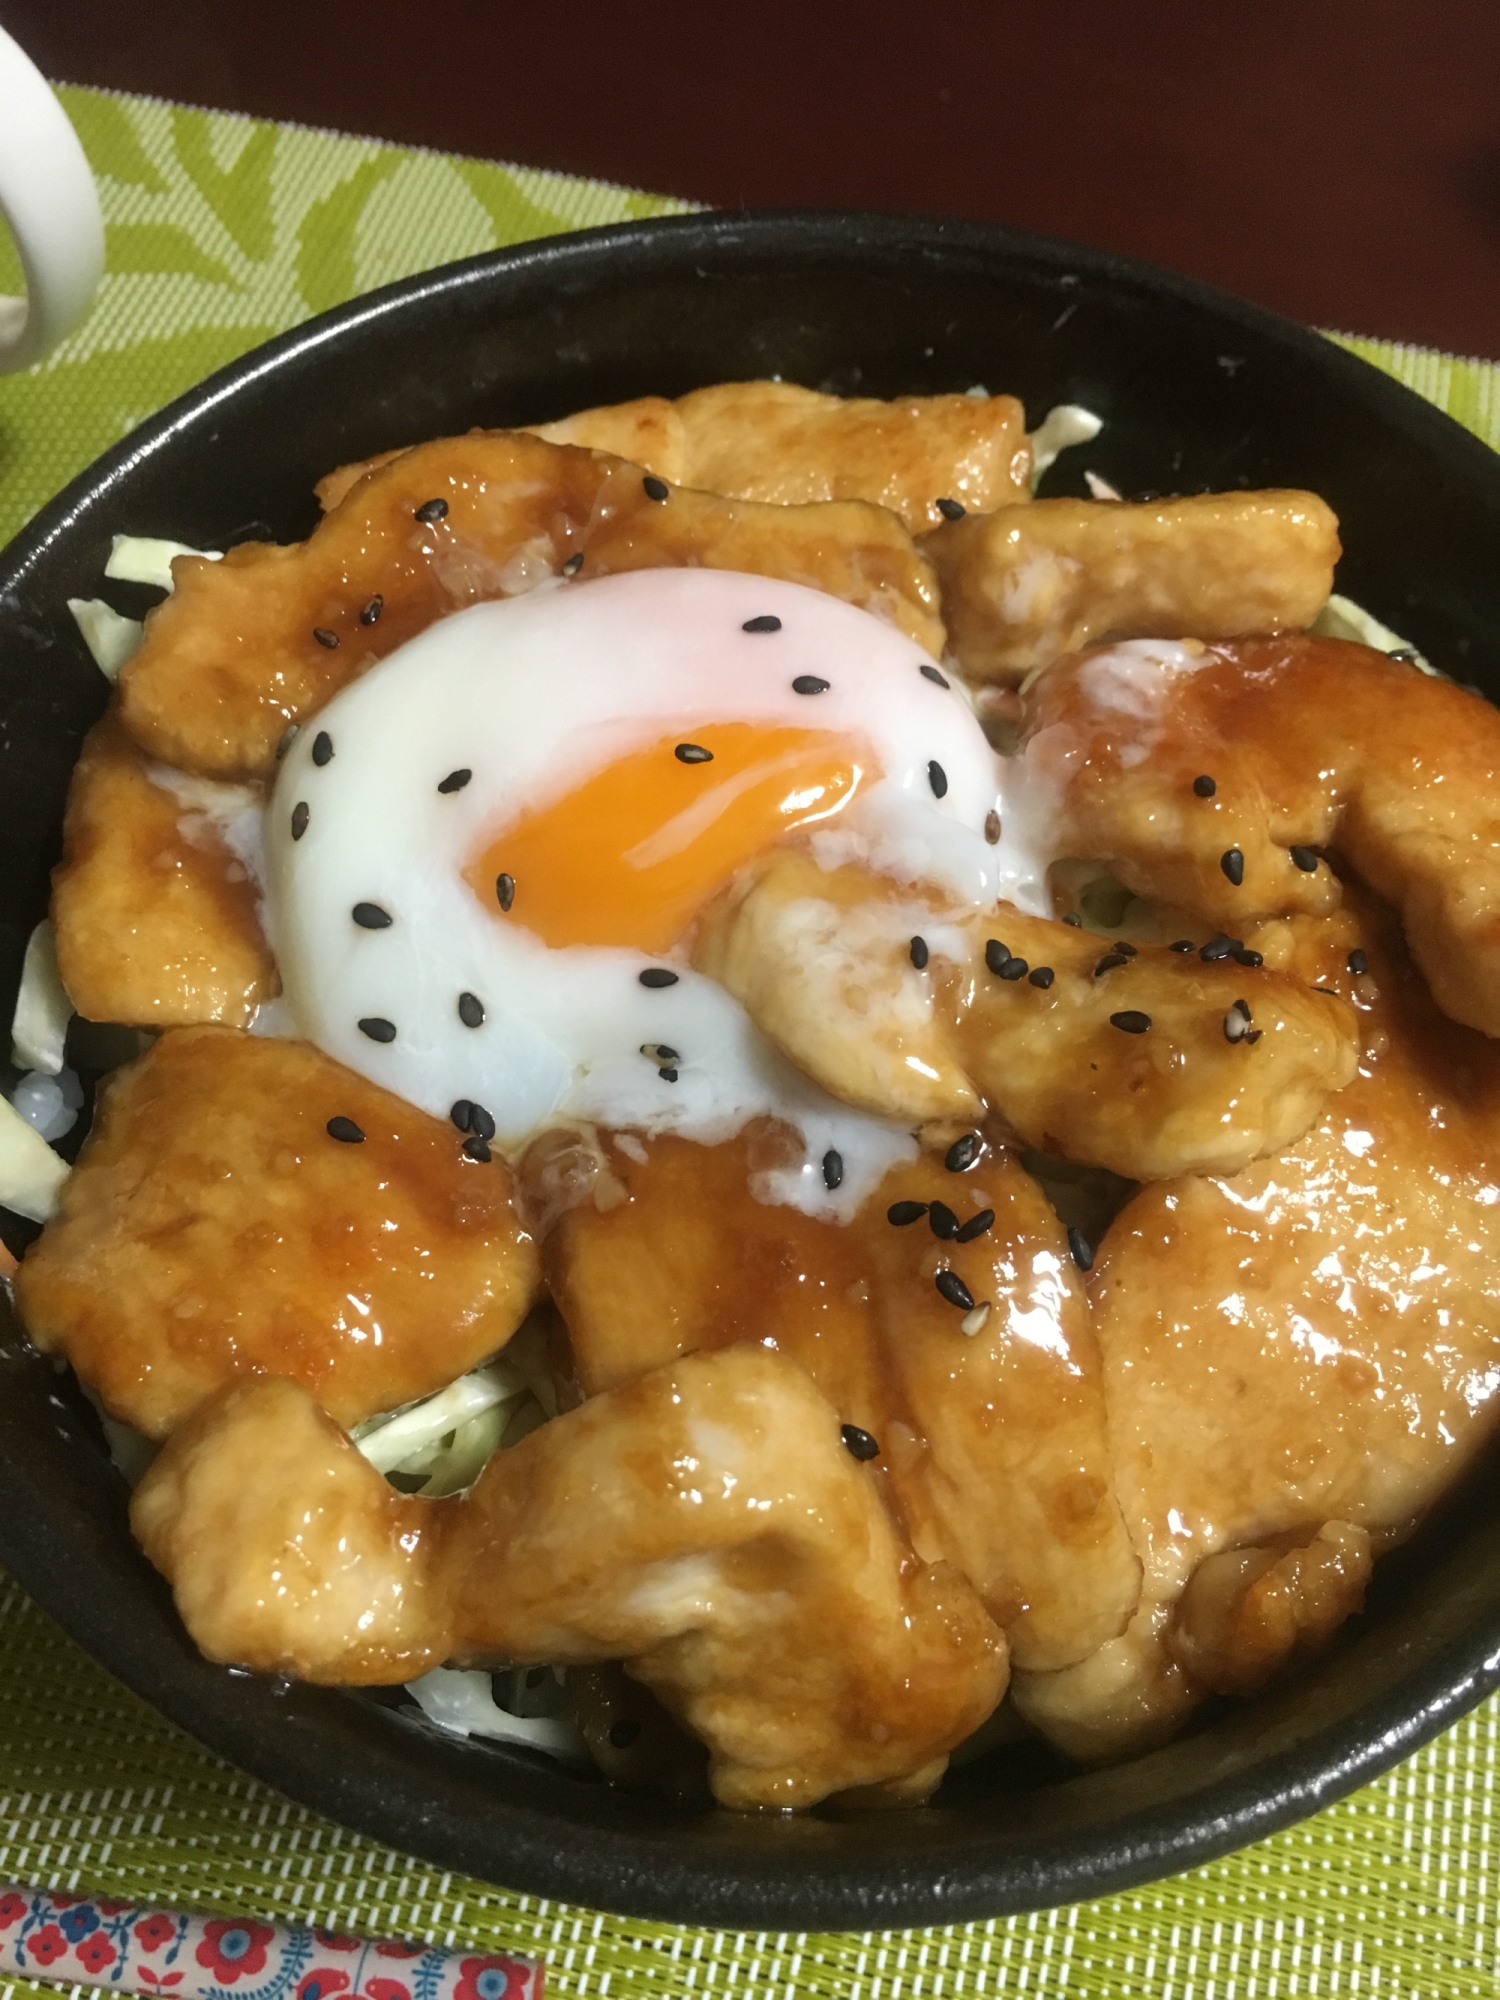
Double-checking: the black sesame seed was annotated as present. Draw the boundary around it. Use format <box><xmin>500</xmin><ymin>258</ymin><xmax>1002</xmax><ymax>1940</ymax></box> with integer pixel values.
<box><xmin>608</xmin><ymin>1719</ymin><xmax>642</xmax><ymax>1749</ymax></box>
<box><xmin>1232</xmin><ymin>946</ymin><xmax>1264</xmax><ymax>968</ymax></box>
<box><xmin>999</xmin><ymin>956</ymin><xmax>1028</xmax><ymax>981</ymax></box>
<box><xmin>841</xmin><ymin>1423</ymin><xmax>880</xmax><ymax>1461</ymax></box>
<box><xmin>984</xmin><ymin>809</ymin><xmax>1001</xmax><ymax>844</ymax></box>
<box><xmin>291</xmin><ymin>801</ymin><xmax>310</xmax><ymax>840</ymax></box>
<box><xmin>640</xmin><ymin>1043</ymin><xmax>680</xmax><ymax>1062</ymax></box>
<box><xmin>658</xmin><ymin>1066</ymin><xmax>680</xmax><ymax>1082</ymax></box>
<box><xmin>468</xmin><ymin>1103</ymin><xmax>496</xmax><ymax>1141</ymax></box>
<box><xmin>955</xmin><ymin>1207</ymin><xmax>996</xmax><ymax>1243</ymax></box>
<box><xmin>327</xmin><ymin>1116</ymin><xmax>364</xmax><ymax>1144</ymax></box>
<box><xmin>945</xmin><ymin>1131</ymin><xmax>981</xmax><ymax>1172</ymax></box>
<box><xmin>1094</xmin><ymin>951</ymin><xmax>1130</xmax><ymax>976</ymax></box>
<box><xmin>822</xmin><ymin>1148</ymin><xmax>844</xmax><ymax>1191</ymax></box>
<box><xmin>1199</xmin><ymin>933</ymin><xmax>1241</xmax><ymax>962</ymax></box>
<box><xmin>438</xmin><ymin>768</ymin><xmax>472</xmax><ymax>794</ymax></box>
<box><xmin>792</xmin><ymin>674</ymin><xmax>831</xmax><ymax>695</ymax></box>
<box><xmin>935</xmin><ymin>1268</ymin><xmax>976</xmax><ymax>1311</ymax></box>
<box><xmin>642</xmin><ymin>475</ymin><xmax>670</xmax><ymax>502</ymax></box>
<box><xmin>1193</xmin><ymin>774</ymin><xmax>1217</xmax><ymax>797</ymax></box>
<box><xmin>920</xmin><ymin>663</ymin><xmax>951</xmax><ymax>689</ymax></box>
<box><xmin>1170</xmin><ymin>939</ymin><xmax>1196</xmax><ymax>953</ymax></box>
<box><xmin>312</xmin><ymin>730</ymin><xmax>334</xmax><ymax>765</ymax></box>
<box><xmin>935</xmin><ymin>496</ymin><xmax>967</xmax><ymax>521</ymax></box>
<box><xmin>562</xmin><ymin>551</ymin><xmax>584</xmax><ymax>575</ymax></box>
<box><xmin>358</xmin><ymin>1016</ymin><xmax>397</xmax><ymax>1043</ymax></box>
<box><xmin>352</xmin><ymin>902</ymin><xmax>392</xmax><ymax>929</ymax></box>
<box><xmin>462</xmin><ymin>1135</ymin><xmax>492</xmax><ymax>1162</ymax></box>
<box><xmin>929</xmin><ymin>1200</ymin><xmax>961</xmax><ymax>1239</ymax></box>
<box><xmin>1289</xmin><ymin>845</ymin><xmax>1320</xmax><ymax>873</ymax></box>
<box><xmin>1314</xmin><ymin>985</ymin><xmax>1339</xmax><ymax>996</ymax></box>
<box><xmin>313</xmin><ymin>627</ymin><xmax>339</xmax><ymax>650</ymax></box>
<box><xmin>457</xmin><ymin>991</ymin><xmax>485</xmax><ymax>1029</ymax></box>
<box><xmin>1110</xmin><ymin>1009</ymin><xmax>1152</xmax><ymax>1034</ymax></box>
<box><xmin>1112</xmin><ymin>941</ymin><xmax>1138</xmax><ymax>957</ymax></box>
<box><xmin>450</xmin><ymin>1100</ymin><xmax>474</xmax><ymax>1132</ymax></box>
<box><xmin>275</xmin><ymin>724</ymin><xmax>299</xmax><ymax>760</ymax></box>
<box><xmin>639</xmin><ymin>968</ymin><xmax>679</xmax><ymax>988</ymax></box>
<box><xmin>1067</xmin><ymin>1225</ymin><xmax>1094</xmax><ymax>1271</ymax></box>
<box><xmin>1221</xmin><ymin>848</ymin><xmax>1246</xmax><ymax>886</ymax></box>
<box><xmin>927</xmin><ymin>759</ymin><xmax>949</xmax><ymax>799</ymax></box>
<box><xmin>984</xmin><ymin>939</ymin><xmax>1011</xmax><ymax>976</ymax></box>
<box><xmin>360</xmin><ymin>594</ymin><xmax>383</xmax><ymax>625</ymax></box>
<box><xmin>675</xmin><ymin>742</ymin><xmax>713</xmax><ymax>764</ymax></box>
<box><xmin>495</xmin><ymin>873</ymin><xmax>515</xmax><ymax>912</ymax></box>
<box><xmin>1062</xmin><ymin>912</ymin><xmax>1082</xmax><ymax>927</ymax></box>
<box><xmin>1348</xmin><ymin>949</ymin><xmax>1369</xmax><ymax>976</ymax></box>
<box><xmin>1029</xmin><ymin>965</ymin><xmax>1055</xmax><ymax>988</ymax></box>
<box><xmin>1244</xmin><ymin>1028</ymin><xmax>1263</xmax><ymax>1044</ymax></box>
<box><xmin>887</xmin><ymin>1200</ymin><xmax>929</xmax><ymax>1226</ymax></box>
<box><xmin>1232</xmin><ymin>997</ymin><xmax>1253</xmax><ymax>1022</ymax></box>
<box><xmin>414</xmin><ymin>497</ymin><xmax>448</xmax><ymax>523</ymax></box>
<box><xmin>910</xmin><ymin>935</ymin><xmax>930</xmax><ymax>970</ymax></box>
<box><xmin>742</xmin><ymin>614</ymin><xmax>782</xmax><ymax>633</ymax></box>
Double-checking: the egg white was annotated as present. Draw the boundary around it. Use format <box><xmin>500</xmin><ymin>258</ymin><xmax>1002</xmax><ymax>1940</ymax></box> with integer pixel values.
<box><xmin>262</xmin><ymin>568</ymin><xmax>1042</xmax><ymax>1217</ymax></box>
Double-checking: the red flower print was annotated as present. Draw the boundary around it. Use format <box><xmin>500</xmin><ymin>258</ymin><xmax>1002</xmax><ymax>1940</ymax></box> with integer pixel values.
<box><xmin>374</xmin><ymin>1943</ymin><xmax>424</xmax><ymax>1960</ymax></box>
<box><xmin>314</xmin><ymin>1930</ymin><xmax>362</xmax><ymax>1952</ymax></box>
<box><xmin>296</xmin><ymin>1969</ymin><xmax>351</xmax><ymax>2000</ymax></box>
<box><xmin>76</xmin><ymin>1934</ymin><xmax>118</xmax><ymax>1975</ymax></box>
<box><xmin>28</xmin><ymin>1925</ymin><xmax>68</xmax><ymax>1967</ymax></box>
<box><xmin>454</xmin><ymin>1955</ymin><xmax>531</xmax><ymax>2000</ymax></box>
<box><xmin>97</xmin><ymin>1897</ymin><xmax>133</xmax><ymax>1916</ymax></box>
<box><xmin>49</xmin><ymin>1895</ymin><xmax>84</xmax><ymax>1909</ymax></box>
<box><xmin>135</xmin><ymin>1913</ymin><xmax>178</xmax><ymax>1952</ymax></box>
<box><xmin>0</xmin><ymin>1894</ymin><xmax>25</xmax><ymax>1930</ymax></box>
<box><xmin>196</xmin><ymin>1918</ymin><xmax>275</xmax><ymax>1983</ymax></box>
<box><xmin>364</xmin><ymin>1978</ymin><xmax>411</xmax><ymax>2000</ymax></box>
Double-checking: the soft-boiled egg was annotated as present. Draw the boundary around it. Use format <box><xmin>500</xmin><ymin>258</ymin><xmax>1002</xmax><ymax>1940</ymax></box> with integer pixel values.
<box><xmin>263</xmin><ymin>568</ymin><xmax>1045</xmax><ymax>1216</ymax></box>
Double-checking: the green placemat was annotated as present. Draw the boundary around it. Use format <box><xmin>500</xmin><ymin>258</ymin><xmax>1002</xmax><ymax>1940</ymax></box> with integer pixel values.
<box><xmin>3</xmin><ymin>84</ymin><xmax>1500</xmax><ymax>2000</ymax></box>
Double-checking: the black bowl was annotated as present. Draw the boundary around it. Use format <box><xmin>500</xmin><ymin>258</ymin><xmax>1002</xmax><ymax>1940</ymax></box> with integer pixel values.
<box><xmin>3</xmin><ymin>211</ymin><xmax>1500</xmax><ymax>1933</ymax></box>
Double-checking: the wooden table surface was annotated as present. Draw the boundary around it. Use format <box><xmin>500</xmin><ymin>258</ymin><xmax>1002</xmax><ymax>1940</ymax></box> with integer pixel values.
<box><xmin>11</xmin><ymin>0</ymin><xmax>1499</xmax><ymax>357</ymax></box>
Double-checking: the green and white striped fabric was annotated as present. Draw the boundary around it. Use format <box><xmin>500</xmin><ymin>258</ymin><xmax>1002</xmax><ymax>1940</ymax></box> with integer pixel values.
<box><xmin>3</xmin><ymin>84</ymin><xmax>1499</xmax><ymax>2000</ymax></box>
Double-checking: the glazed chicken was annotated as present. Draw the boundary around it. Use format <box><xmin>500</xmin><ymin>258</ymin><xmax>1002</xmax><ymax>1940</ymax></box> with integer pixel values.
<box><xmin>117</xmin><ymin>433</ymin><xmax>943</xmax><ymax>780</ymax></box>
<box><xmin>1020</xmin><ymin>633</ymin><xmax>1500</xmax><ymax>1037</ymax></box>
<box><xmin>695</xmin><ymin>850</ymin><xmax>1358</xmax><ymax>1180</ymax></box>
<box><xmin>52</xmin><ymin>714</ymin><xmax>274</xmax><ymax>1028</ymax></box>
<box><xmin>536</xmin><ymin>1128</ymin><xmax>1139</xmax><ymax>1673</ymax></box>
<box><xmin>1013</xmin><ymin>890</ymin><xmax>1500</xmax><ymax>1759</ymax></box>
<box><xmin>527</xmin><ymin>380</ymin><xmax>1033</xmax><ymax>533</ymax></box>
<box><xmin>924</xmin><ymin>492</ymin><xmax>1339</xmax><ymax>682</ymax></box>
<box><xmin>131</xmin><ymin>1345</ymin><xmax>1008</xmax><ymax>1809</ymax></box>
<box><xmin>15</xmin><ymin>1026</ymin><xmax>542</xmax><ymax>1436</ymax></box>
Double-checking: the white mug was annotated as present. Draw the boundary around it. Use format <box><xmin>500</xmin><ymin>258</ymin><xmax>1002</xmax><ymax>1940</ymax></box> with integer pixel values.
<box><xmin>0</xmin><ymin>26</ymin><xmax>103</xmax><ymax>373</ymax></box>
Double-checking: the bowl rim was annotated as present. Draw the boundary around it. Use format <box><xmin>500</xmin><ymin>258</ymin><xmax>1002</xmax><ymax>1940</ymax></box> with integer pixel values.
<box><xmin>4</xmin><ymin>204</ymin><xmax>1500</xmax><ymax>1931</ymax></box>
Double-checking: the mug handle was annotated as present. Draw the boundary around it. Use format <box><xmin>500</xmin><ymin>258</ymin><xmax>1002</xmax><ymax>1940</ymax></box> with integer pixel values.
<box><xmin>0</xmin><ymin>27</ymin><xmax>104</xmax><ymax>374</ymax></box>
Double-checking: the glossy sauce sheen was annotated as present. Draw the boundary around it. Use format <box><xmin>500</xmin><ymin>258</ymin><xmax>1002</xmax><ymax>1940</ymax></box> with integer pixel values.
<box><xmin>537</xmin><ymin>1125</ymin><xmax>1138</xmax><ymax>1672</ymax></box>
<box><xmin>15</xmin><ymin>1025</ymin><xmax>541</xmax><ymax>1436</ymax></box>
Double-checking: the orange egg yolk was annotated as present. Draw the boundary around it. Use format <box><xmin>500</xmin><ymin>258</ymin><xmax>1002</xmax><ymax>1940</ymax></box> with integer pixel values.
<box><xmin>467</xmin><ymin>724</ymin><xmax>877</xmax><ymax>952</ymax></box>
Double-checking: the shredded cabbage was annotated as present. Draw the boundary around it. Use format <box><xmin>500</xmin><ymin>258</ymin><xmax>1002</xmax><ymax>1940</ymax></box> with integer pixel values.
<box><xmin>11</xmin><ymin>920</ymin><xmax>71</xmax><ymax>1074</ymax></box>
<box><xmin>1312</xmin><ymin>592</ymin><xmax>1430</xmax><ymax>671</ymax></box>
<box><xmin>1029</xmin><ymin>403</ymin><xmax>1104</xmax><ymax>487</ymax></box>
<box><xmin>354</xmin><ymin>1359</ymin><xmax>532</xmax><ymax>1491</ymax></box>
<box><xmin>406</xmin><ymin>1664</ymin><xmax>587</xmax><ymax>1761</ymax></box>
<box><xmin>67</xmin><ymin>597</ymin><xmax>144</xmax><ymax>678</ymax></box>
<box><xmin>0</xmin><ymin>1093</ymin><xmax>70</xmax><ymax>1223</ymax></box>
<box><xmin>104</xmin><ymin>534</ymin><xmax>222</xmax><ymax>592</ymax></box>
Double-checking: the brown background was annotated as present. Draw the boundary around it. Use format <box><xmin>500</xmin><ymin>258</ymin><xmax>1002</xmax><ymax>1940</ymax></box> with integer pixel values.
<box><xmin>7</xmin><ymin>0</ymin><xmax>1499</xmax><ymax>355</ymax></box>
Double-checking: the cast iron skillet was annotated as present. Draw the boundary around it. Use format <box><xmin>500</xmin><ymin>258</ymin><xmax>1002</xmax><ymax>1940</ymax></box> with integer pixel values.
<box><xmin>2</xmin><ymin>211</ymin><xmax>1500</xmax><ymax>1933</ymax></box>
